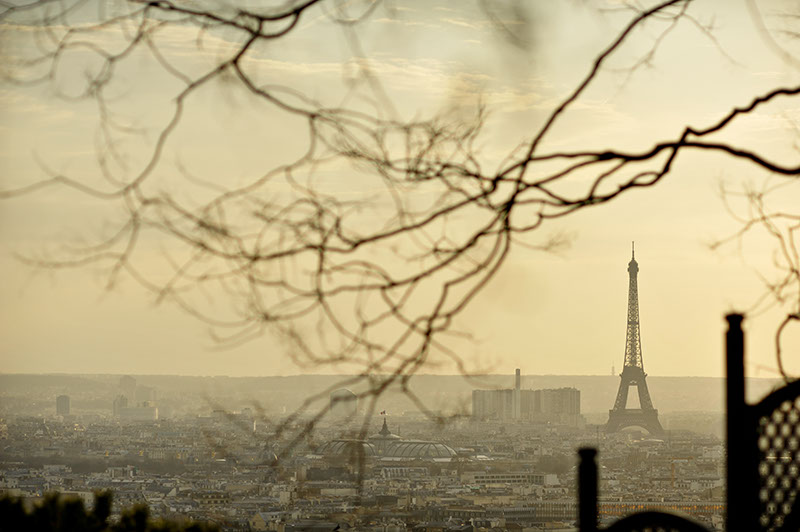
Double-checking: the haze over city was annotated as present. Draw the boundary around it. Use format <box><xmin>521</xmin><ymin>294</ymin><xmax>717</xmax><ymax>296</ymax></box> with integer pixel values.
<box><xmin>1</xmin><ymin>1</ymin><xmax>800</xmax><ymax>530</ymax></box>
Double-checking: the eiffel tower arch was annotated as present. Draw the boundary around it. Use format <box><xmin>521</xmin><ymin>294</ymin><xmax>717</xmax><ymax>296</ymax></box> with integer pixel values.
<box><xmin>606</xmin><ymin>243</ymin><xmax>664</xmax><ymax>435</ymax></box>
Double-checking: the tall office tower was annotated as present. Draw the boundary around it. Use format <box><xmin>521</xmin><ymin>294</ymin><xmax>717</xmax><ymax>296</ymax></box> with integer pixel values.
<box><xmin>539</xmin><ymin>388</ymin><xmax>581</xmax><ymax>415</ymax></box>
<box><xmin>119</xmin><ymin>375</ymin><xmax>136</xmax><ymax>402</ymax></box>
<box><xmin>135</xmin><ymin>385</ymin><xmax>157</xmax><ymax>403</ymax></box>
<box><xmin>606</xmin><ymin>243</ymin><xmax>664</xmax><ymax>435</ymax></box>
<box><xmin>56</xmin><ymin>395</ymin><xmax>70</xmax><ymax>416</ymax></box>
<box><xmin>112</xmin><ymin>394</ymin><xmax>128</xmax><ymax>417</ymax></box>
<box><xmin>472</xmin><ymin>370</ymin><xmax>534</xmax><ymax>421</ymax></box>
<box><xmin>472</xmin><ymin>389</ymin><xmax>514</xmax><ymax>420</ymax></box>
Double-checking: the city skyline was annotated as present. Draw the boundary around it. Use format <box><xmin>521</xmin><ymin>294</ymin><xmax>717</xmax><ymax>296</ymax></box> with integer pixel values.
<box><xmin>2</xmin><ymin>2</ymin><xmax>799</xmax><ymax>530</ymax></box>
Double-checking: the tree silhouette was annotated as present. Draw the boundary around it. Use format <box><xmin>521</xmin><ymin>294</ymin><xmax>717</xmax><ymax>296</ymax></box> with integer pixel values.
<box><xmin>0</xmin><ymin>491</ymin><xmax>218</xmax><ymax>531</ymax></box>
<box><xmin>713</xmin><ymin>178</ymin><xmax>800</xmax><ymax>380</ymax></box>
<box><xmin>1</xmin><ymin>0</ymin><xmax>799</xmax><ymax>445</ymax></box>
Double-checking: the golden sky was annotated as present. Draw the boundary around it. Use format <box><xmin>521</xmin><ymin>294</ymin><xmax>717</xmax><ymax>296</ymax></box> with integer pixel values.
<box><xmin>0</xmin><ymin>0</ymin><xmax>798</xmax><ymax>378</ymax></box>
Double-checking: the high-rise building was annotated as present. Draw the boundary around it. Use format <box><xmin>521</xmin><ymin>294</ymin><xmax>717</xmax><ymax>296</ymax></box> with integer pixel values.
<box><xmin>472</xmin><ymin>388</ymin><xmax>516</xmax><ymax>420</ymax></box>
<box><xmin>112</xmin><ymin>394</ymin><xmax>128</xmax><ymax>417</ymax></box>
<box><xmin>472</xmin><ymin>370</ymin><xmax>583</xmax><ymax>427</ymax></box>
<box><xmin>472</xmin><ymin>369</ymin><xmax>525</xmax><ymax>421</ymax></box>
<box><xmin>119</xmin><ymin>375</ymin><xmax>136</xmax><ymax>402</ymax></box>
<box><xmin>532</xmin><ymin>387</ymin><xmax>581</xmax><ymax>426</ymax></box>
<box><xmin>56</xmin><ymin>395</ymin><xmax>70</xmax><ymax>416</ymax></box>
<box><xmin>135</xmin><ymin>385</ymin><xmax>157</xmax><ymax>403</ymax></box>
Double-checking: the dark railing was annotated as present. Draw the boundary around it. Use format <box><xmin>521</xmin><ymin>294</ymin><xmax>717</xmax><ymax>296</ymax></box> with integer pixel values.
<box><xmin>749</xmin><ymin>373</ymin><xmax>800</xmax><ymax>531</ymax></box>
<box><xmin>577</xmin><ymin>314</ymin><xmax>800</xmax><ymax>531</ymax></box>
<box><xmin>578</xmin><ymin>448</ymin><xmax>598</xmax><ymax>532</ymax></box>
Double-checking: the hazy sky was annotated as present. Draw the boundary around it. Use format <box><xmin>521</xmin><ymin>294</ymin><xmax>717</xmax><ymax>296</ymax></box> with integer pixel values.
<box><xmin>1</xmin><ymin>0</ymin><xmax>799</xmax><ymax>378</ymax></box>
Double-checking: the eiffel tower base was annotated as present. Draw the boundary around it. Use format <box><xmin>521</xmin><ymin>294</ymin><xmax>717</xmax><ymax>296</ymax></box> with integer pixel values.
<box><xmin>606</xmin><ymin>408</ymin><xmax>664</xmax><ymax>435</ymax></box>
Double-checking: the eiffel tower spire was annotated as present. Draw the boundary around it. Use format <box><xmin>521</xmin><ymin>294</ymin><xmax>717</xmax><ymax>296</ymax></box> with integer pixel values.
<box><xmin>606</xmin><ymin>243</ymin><xmax>663</xmax><ymax>434</ymax></box>
<box><xmin>624</xmin><ymin>242</ymin><xmax>643</xmax><ymax>371</ymax></box>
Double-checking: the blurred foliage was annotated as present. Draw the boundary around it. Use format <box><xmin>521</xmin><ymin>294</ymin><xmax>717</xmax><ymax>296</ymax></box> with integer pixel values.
<box><xmin>0</xmin><ymin>491</ymin><xmax>218</xmax><ymax>532</ymax></box>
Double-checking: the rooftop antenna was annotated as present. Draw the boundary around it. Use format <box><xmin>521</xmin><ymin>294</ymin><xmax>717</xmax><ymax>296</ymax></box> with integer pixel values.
<box><xmin>632</xmin><ymin>241</ymin><xmax>635</xmax><ymax>260</ymax></box>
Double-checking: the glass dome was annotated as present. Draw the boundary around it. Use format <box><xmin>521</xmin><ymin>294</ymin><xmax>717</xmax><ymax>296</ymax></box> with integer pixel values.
<box><xmin>383</xmin><ymin>440</ymin><xmax>457</xmax><ymax>459</ymax></box>
<box><xmin>314</xmin><ymin>439</ymin><xmax>377</xmax><ymax>458</ymax></box>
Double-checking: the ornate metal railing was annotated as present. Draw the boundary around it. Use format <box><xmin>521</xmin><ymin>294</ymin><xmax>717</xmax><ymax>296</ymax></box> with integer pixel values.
<box><xmin>749</xmin><ymin>374</ymin><xmax>800</xmax><ymax>531</ymax></box>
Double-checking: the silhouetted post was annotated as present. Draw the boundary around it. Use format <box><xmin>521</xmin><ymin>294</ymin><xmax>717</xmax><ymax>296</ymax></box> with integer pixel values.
<box><xmin>578</xmin><ymin>447</ymin><xmax>598</xmax><ymax>532</ymax></box>
<box><xmin>725</xmin><ymin>313</ymin><xmax>754</xmax><ymax>532</ymax></box>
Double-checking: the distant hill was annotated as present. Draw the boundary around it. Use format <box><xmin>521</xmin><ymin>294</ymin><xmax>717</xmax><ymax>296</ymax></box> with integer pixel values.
<box><xmin>0</xmin><ymin>374</ymin><xmax>113</xmax><ymax>393</ymax></box>
<box><xmin>0</xmin><ymin>373</ymin><xmax>784</xmax><ymax>415</ymax></box>
<box><xmin>398</xmin><ymin>374</ymin><xmax>782</xmax><ymax>414</ymax></box>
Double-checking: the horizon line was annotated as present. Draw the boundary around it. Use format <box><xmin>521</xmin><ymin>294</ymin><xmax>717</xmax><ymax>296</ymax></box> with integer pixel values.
<box><xmin>0</xmin><ymin>371</ymin><xmax>777</xmax><ymax>379</ymax></box>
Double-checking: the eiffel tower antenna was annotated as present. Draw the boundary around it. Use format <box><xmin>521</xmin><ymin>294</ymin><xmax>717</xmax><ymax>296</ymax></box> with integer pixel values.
<box><xmin>606</xmin><ymin>243</ymin><xmax>664</xmax><ymax>435</ymax></box>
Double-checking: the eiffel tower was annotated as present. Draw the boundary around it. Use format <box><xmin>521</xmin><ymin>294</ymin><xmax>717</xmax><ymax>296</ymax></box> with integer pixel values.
<box><xmin>606</xmin><ymin>243</ymin><xmax>664</xmax><ymax>435</ymax></box>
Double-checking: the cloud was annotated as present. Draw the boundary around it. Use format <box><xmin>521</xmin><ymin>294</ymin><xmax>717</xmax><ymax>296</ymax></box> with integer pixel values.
<box><xmin>0</xmin><ymin>89</ymin><xmax>77</xmax><ymax>122</ymax></box>
<box><xmin>372</xmin><ymin>16</ymin><xmax>441</xmax><ymax>30</ymax></box>
<box><xmin>443</xmin><ymin>18</ymin><xmax>479</xmax><ymax>30</ymax></box>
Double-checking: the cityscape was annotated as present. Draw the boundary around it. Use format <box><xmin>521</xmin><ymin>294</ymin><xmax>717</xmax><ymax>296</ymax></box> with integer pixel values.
<box><xmin>2</xmin><ymin>0</ymin><xmax>800</xmax><ymax>531</ymax></box>
<box><xmin>1</xmin><ymin>369</ymin><xmax>741</xmax><ymax>531</ymax></box>
<box><xmin>0</xmin><ymin>235</ymin><xmax>792</xmax><ymax>531</ymax></box>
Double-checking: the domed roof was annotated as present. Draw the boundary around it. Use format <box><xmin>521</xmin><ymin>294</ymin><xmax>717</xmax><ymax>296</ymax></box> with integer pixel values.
<box><xmin>315</xmin><ymin>439</ymin><xmax>377</xmax><ymax>458</ymax></box>
<box><xmin>383</xmin><ymin>440</ymin><xmax>457</xmax><ymax>459</ymax></box>
<box><xmin>369</xmin><ymin>418</ymin><xmax>402</xmax><ymax>441</ymax></box>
